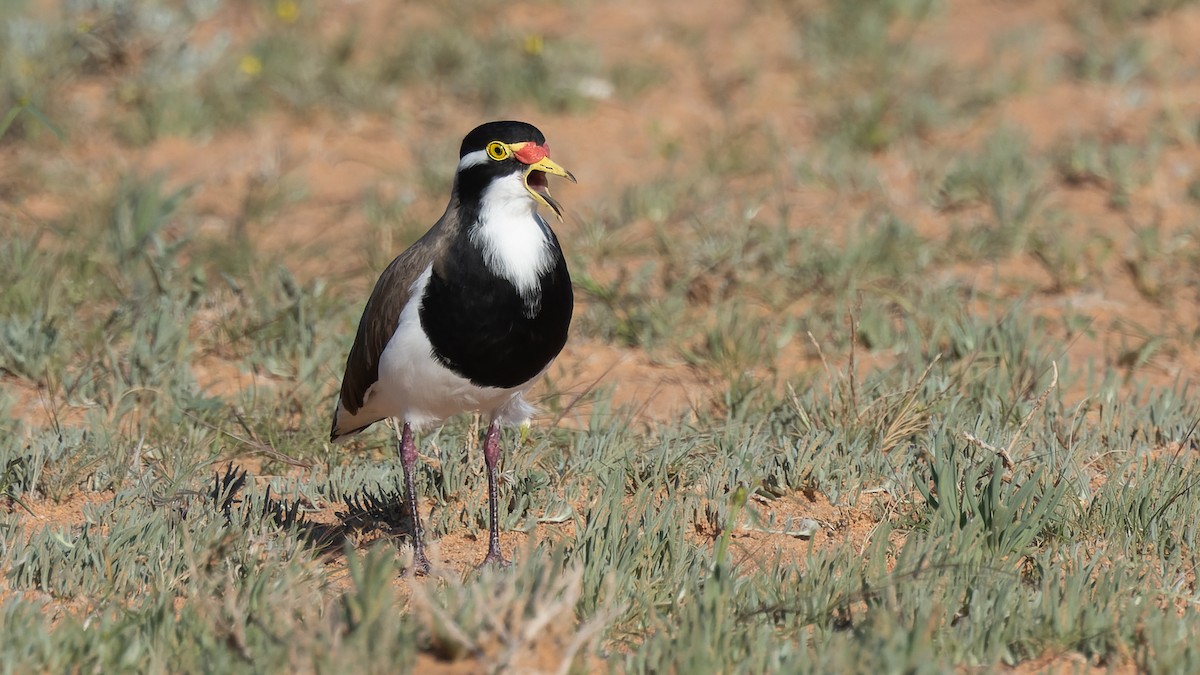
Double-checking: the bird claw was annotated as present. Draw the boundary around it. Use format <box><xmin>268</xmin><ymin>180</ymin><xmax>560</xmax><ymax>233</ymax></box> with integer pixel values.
<box><xmin>478</xmin><ymin>550</ymin><xmax>511</xmax><ymax>569</ymax></box>
<box><xmin>406</xmin><ymin>547</ymin><xmax>432</xmax><ymax>577</ymax></box>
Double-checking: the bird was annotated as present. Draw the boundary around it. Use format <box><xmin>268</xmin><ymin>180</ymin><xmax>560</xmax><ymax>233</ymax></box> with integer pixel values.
<box><xmin>329</xmin><ymin>120</ymin><xmax>576</xmax><ymax>573</ymax></box>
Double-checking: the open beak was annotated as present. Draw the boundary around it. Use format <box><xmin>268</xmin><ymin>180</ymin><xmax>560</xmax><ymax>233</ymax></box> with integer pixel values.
<box><xmin>512</xmin><ymin>143</ymin><xmax>576</xmax><ymax>222</ymax></box>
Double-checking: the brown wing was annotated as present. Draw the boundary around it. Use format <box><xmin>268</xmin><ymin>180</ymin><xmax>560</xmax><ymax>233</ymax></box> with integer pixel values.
<box><xmin>336</xmin><ymin>210</ymin><xmax>456</xmax><ymax>416</ymax></box>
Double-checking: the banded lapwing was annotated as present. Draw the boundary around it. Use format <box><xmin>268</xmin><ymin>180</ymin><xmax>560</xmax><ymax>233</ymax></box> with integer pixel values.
<box><xmin>330</xmin><ymin>121</ymin><xmax>576</xmax><ymax>572</ymax></box>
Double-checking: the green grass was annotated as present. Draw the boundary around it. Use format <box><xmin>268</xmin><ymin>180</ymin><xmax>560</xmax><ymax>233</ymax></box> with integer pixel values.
<box><xmin>6</xmin><ymin>0</ymin><xmax>1200</xmax><ymax>671</ymax></box>
<box><xmin>7</xmin><ymin>190</ymin><xmax>1200</xmax><ymax>669</ymax></box>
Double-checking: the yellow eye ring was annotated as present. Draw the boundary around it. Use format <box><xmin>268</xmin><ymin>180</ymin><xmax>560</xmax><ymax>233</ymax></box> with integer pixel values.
<box><xmin>486</xmin><ymin>141</ymin><xmax>511</xmax><ymax>161</ymax></box>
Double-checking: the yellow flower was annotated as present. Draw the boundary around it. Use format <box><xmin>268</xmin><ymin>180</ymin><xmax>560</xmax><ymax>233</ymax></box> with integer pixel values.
<box><xmin>239</xmin><ymin>55</ymin><xmax>263</xmax><ymax>77</ymax></box>
<box><xmin>274</xmin><ymin>0</ymin><xmax>299</xmax><ymax>23</ymax></box>
<box><xmin>522</xmin><ymin>34</ymin><xmax>544</xmax><ymax>56</ymax></box>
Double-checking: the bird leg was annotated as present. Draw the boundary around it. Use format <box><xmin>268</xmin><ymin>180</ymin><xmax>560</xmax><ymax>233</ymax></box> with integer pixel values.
<box><xmin>480</xmin><ymin>420</ymin><xmax>511</xmax><ymax>567</ymax></box>
<box><xmin>399</xmin><ymin>421</ymin><xmax>431</xmax><ymax>574</ymax></box>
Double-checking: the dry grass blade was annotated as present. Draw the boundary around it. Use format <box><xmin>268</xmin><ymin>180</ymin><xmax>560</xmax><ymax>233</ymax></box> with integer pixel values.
<box><xmin>876</xmin><ymin>353</ymin><xmax>943</xmax><ymax>453</ymax></box>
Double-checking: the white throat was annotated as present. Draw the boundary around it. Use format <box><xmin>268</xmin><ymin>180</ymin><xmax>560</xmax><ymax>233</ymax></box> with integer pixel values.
<box><xmin>469</xmin><ymin>171</ymin><xmax>554</xmax><ymax>306</ymax></box>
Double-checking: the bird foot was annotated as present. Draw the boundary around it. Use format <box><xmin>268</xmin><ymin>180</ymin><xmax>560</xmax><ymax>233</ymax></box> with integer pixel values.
<box><xmin>406</xmin><ymin>547</ymin><xmax>432</xmax><ymax>577</ymax></box>
<box><xmin>477</xmin><ymin>550</ymin><xmax>511</xmax><ymax>569</ymax></box>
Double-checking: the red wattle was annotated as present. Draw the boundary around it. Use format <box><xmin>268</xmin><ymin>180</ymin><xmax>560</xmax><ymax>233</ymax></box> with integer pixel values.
<box><xmin>514</xmin><ymin>144</ymin><xmax>549</xmax><ymax>164</ymax></box>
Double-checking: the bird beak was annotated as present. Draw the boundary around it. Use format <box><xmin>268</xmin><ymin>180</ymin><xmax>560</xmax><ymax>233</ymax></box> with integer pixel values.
<box><xmin>512</xmin><ymin>143</ymin><xmax>577</xmax><ymax>222</ymax></box>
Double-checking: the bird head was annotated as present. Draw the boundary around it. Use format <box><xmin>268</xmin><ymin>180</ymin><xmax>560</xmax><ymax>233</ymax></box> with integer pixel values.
<box><xmin>456</xmin><ymin>121</ymin><xmax>577</xmax><ymax>222</ymax></box>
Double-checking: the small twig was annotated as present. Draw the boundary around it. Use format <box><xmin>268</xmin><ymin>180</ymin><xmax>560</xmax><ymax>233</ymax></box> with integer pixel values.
<box><xmin>960</xmin><ymin>361</ymin><xmax>1059</xmax><ymax>471</ymax></box>
<box><xmin>961</xmin><ymin>430</ymin><xmax>1015</xmax><ymax>471</ymax></box>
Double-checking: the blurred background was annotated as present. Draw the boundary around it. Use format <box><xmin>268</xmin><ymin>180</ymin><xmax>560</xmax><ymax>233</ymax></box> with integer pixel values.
<box><xmin>4</xmin><ymin>0</ymin><xmax>1200</xmax><ymax>430</ymax></box>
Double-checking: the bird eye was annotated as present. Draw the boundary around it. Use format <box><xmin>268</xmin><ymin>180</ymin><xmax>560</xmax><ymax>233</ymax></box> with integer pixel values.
<box><xmin>486</xmin><ymin>141</ymin><xmax>510</xmax><ymax>161</ymax></box>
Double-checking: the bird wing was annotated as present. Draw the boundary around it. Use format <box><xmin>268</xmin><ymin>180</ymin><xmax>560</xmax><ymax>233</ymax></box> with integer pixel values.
<box><xmin>337</xmin><ymin>211</ymin><xmax>456</xmax><ymax>416</ymax></box>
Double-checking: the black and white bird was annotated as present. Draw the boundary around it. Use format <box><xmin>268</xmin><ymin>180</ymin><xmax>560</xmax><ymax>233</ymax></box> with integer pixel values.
<box><xmin>330</xmin><ymin>121</ymin><xmax>575</xmax><ymax>572</ymax></box>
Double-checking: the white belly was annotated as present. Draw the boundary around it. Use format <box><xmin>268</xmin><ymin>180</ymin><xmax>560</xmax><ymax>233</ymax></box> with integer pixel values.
<box><xmin>339</xmin><ymin>265</ymin><xmax>536</xmax><ymax>433</ymax></box>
